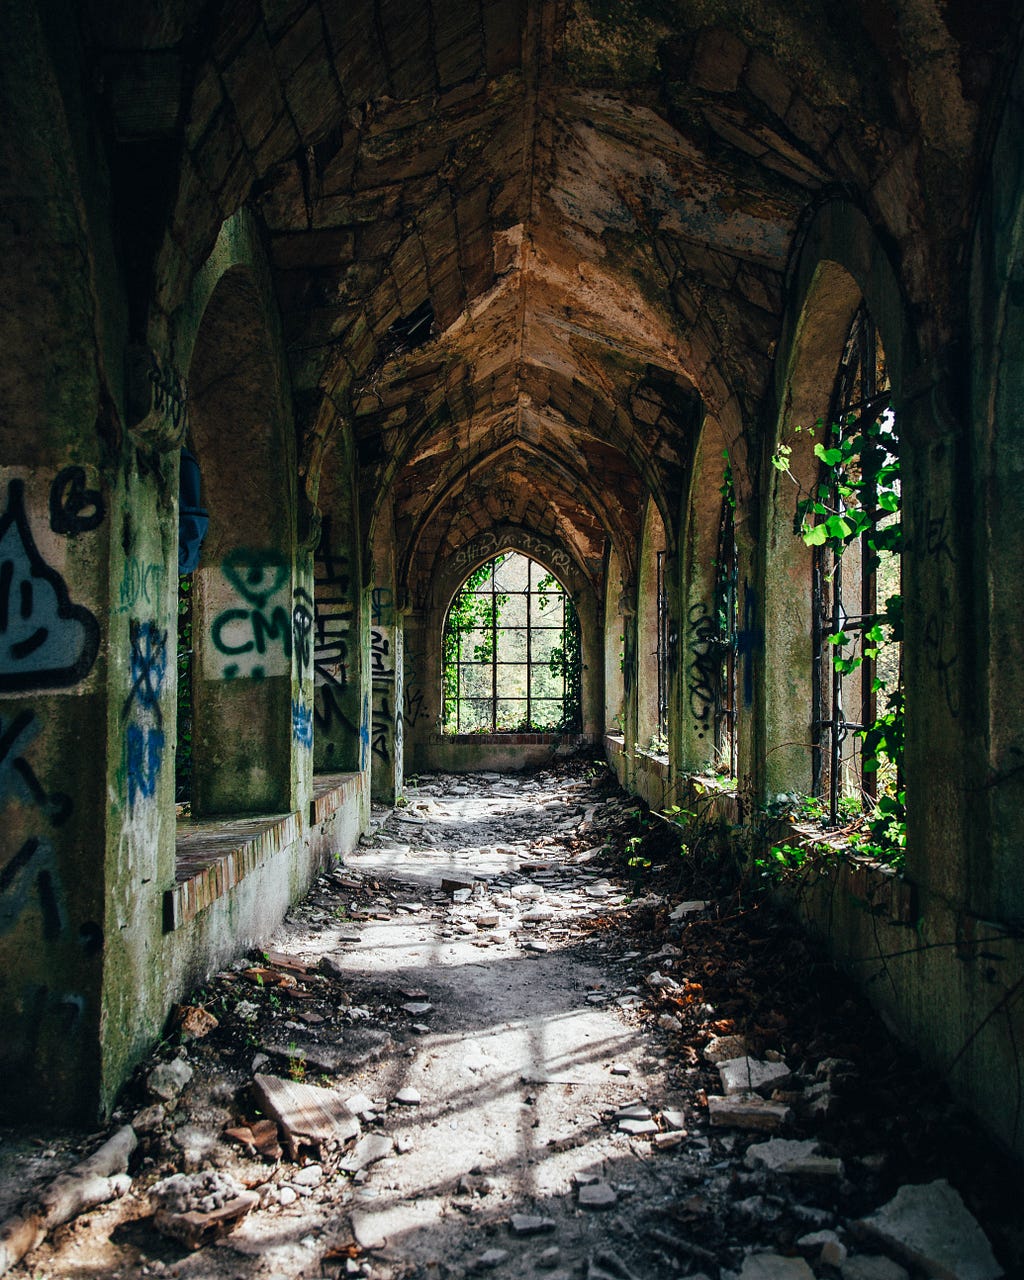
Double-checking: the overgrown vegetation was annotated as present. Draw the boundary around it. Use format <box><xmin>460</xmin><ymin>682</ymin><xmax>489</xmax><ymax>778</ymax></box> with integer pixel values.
<box><xmin>442</xmin><ymin>552</ymin><xmax>582</xmax><ymax>734</ymax></box>
<box><xmin>771</xmin><ymin>406</ymin><xmax>904</xmax><ymax>872</ymax></box>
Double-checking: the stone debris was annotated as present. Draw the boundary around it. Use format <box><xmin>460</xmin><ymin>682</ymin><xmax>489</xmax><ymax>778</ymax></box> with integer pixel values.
<box><xmin>797</xmin><ymin>1229</ymin><xmax>848</xmax><ymax>1265</ymax></box>
<box><xmin>737</xmin><ymin>1255</ymin><xmax>815</xmax><ymax>1279</ymax></box>
<box><xmin>252</xmin><ymin>1073</ymin><xmax>360</xmax><ymax>1160</ymax></box>
<box><xmin>704</xmin><ymin>1034</ymin><xmax>751</xmax><ymax>1064</ymax></box>
<box><xmin>661</xmin><ymin>1107</ymin><xmax>686</xmax><ymax>1129</ymax></box>
<box><xmin>150</xmin><ymin>1170</ymin><xmax>258</xmax><ymax>1249</ymax></box>
<box><xmin>578</xmin><ymin>1181</ymin><xmax>618</xmax><ymax>1208</ymax></box>
<box><xmin>510</xmin><ymin>1213</ymin><xmax>557</xmax><ymax>1236</ymax></box>
<box><xmin>854</xmin><ymin>1180</ymin><xmax>1002</xmax><ymax>1280</ymax></box>
<box><xmin>475</xmin><ymin>1247</ymin><xmax>511</xmax><ymax>1269</ymax></box>
<box><xmin>618</xmin><ymin>1118</ymin><xmax>658</xmax><ymax>1135</ymax></box>
<box><xmin>339</xmin><ymin>1135</ymin><xmax>394</xmax><ymax>1173</ymax></box>
<box><xmin>708</xmin><ymin>1093</ymin><xmax>792</xmax><ymax>1131</ymax></box>
<box><xmin>587</xmin><ymin>1248</ymin><xmax>641</xmax><ymax>1279</ymax></box>
<box><xmin>654</xmin><ymin>1132</ymin><xmax>685</xmax><ymax>1149</ymax></box>
<box><xmin>718</xmin><ymin>1056</ymin><xmax>792</xmax><ymax>1096</ymax></box>
<box><xmin>146</xmin><ymin>1057</ymin><xmax>194</xmax><ymax>1104</ymax></box>
<box><xmin>669</xmin><ymin>900</ymin><xmax>708</xmax><ymax>919</ymax></box>
<box><xmin>745</xmin><ymin>1138</ymin><xmax>844</xmax><ymax>1178</ymax></box>
<box><xmin>394</xmin><ymin>1087</ymin><xmax>422</xmax><ymax>1105</ymax></box>
<box><xmin>839</xmin><ymin>1257</ymin><xmax>910</xmax><ymax>1280</ymax></box>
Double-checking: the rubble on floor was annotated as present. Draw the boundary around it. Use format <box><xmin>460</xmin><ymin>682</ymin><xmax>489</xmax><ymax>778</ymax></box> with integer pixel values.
<box><xmin>0</xmin><ymin>760</ymin><xmax>1018</xmax><ymax>1280</ymax></box>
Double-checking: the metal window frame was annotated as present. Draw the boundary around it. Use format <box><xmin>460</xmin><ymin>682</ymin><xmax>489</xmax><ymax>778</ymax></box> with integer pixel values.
<box><xmin>449</xmin><ymin>553</ymin><xmax>578</xmax><ymax>733</ymax></box>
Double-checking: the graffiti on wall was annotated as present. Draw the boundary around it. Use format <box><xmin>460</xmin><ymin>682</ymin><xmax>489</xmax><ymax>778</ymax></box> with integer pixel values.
<box><xmin>209</xmin><ymin>548</ymin><xmax>291</xmax><ymax>680</ymax></box>
<box><xmin>371</xmin><ymin>586</ymin><xmax>393</xmax><ymax>626</ymax></box>
<box><xmin>686</xmin><ymin>602</ymin><xmax>717</xmax><ymax>733</ymax></box>
<box><xmin>116</xmin><ymin>557</ymin><xmax>162</xmax><ymax>617</ymax></box>
<box><xmin>0</xmin><ymin>479</ymin><xmax>100</xmax><ymax>692</ymax></box>
<box><xmin>49</xmin><ymin>467</ymin><xmax>105</xmax><ymax>536</ymax></box>
<box><xmin>403</xmin><ymin>645</ymin><xmax>426</xmax><ymax>729</ymax></box>
<box><xmin>292</xmin><ymin>587</ymin><xmax>313</xmax><ymax>681</ymax></box>
<box><xmin>450</xmin><ymin>529</ymin><xmax>570</xmax><ymax>574</ymax></box>
<box><xmin>292</xmin><ymin>698</ymin><xmax>313</xmax><ymax>748</ymax></box>
<box><xmin>123</xmin><ymin>619</ymin><xmax>167</xmax><ymax>810</ymax></box>
<box><xmin>313</xmin><ymin>519</ymin><xmax>356</xmax><ymax>738</ymax></box>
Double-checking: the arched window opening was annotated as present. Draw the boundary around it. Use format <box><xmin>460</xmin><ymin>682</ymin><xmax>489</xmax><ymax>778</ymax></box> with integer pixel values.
<box><xmin>713</xmin><ymin>457</ymin><xmax>738</xmax><ymax>776</ymax></box>
<box><xmin>655</xmin><ymin>549</ymin><xmax>669</xmax><ymax>743</ymax></box>
<box><xmin>807</xmin><ymin>305</ymin><xmax>902</xmax><ymax>825</ymax></box>
<box><xmin>442</xmin><ymin>551</ymin><xmax>582</xmax><ymax>734</ymax></box>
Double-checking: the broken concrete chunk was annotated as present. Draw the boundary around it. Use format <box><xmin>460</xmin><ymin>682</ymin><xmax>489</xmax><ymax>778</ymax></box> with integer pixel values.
<box><xmin>669</xmin><ymin>900</ymin><xmax>708</xmax><ymax>920</ymax></box>
<box><xmin>339</xmin><ymin>1134</ymin><xmax>394</xmax><ymax>1174</ymax></box>
<box><xmin>578</xmin><ymin>1181</ymin><xmax>618</xmax><ymax>1209</ymax></box>
<box><xmin>618</xmin><ymin>1118</ymin><xmax>658</xmax><ymax>1135</ymax></box>
<box><xmin>252</xmin><ymin>1073</ymin><xmax>360</xmax><ymax>1160</ymax></box>
<box><xmin>704</xmin><ymin>1034</ymin><xmax>750</xmax><ymax>1064</ymax></box>
<box><xmin>739</xmin><ymin>1255</ymin><xmax>815</xmax><ymax>1280</ymax></box>
<box><xmin>587</xmin><ymin>1248</ymin><xmax>640</xmax><ymax>1279</ymax></box>
<box><xmin>797</xmin><ymin>1229</ymin><xmax>847</xmax><ymax>1266</ymax></box>
<box><xmin>708</xmin><ymin>1093</ymin><xmax>792</xmax><ymax>1131</ymax></box>
<box><xmin>661</xmin><ymin>1107</ymin><xmax>686</xmax><ymax>1130</ymax></box>
<box><xmin>718</xmin><ymin>1056</ymin><xmax>792</xmax><ymax>1096</ymax></box>
<box><xmin>401</xmin><ymin>1002</ymin><xmax>433</xmax><ymax>1015</ymax></box>
<box><xmin>394</xmin><ymin>1087</ymin><xmax>421</xmax><ymax>1106</ymax></box>
<box><xmin>146</xmin><ymin>1057</ymin><xmax>193</xmax><ymax>1103</ymax></box>
<box><xmin>854</xmin><ymin>1180</ymin><xmax>1002</xmax><ymax>1280</ymax></box>
<box><xmin>745</xmin><ymin>1138</ymin><xmax>843</xmax><ymax>1178</ymax></box>
<box><xmin>131</xmin><ymin>1103</ymin><xmax>166</xmax><ymax>1134</ymax></box>
<box><xmin>150</xmin><ymin>1171</ymin><xmax>257</xmax><ymax>1250</ymax></box>
<box><xmin>476</xmin><ymin>1248</ymin><xmax>511</xmax><ymax>1269</ymax></box>
<box><xmin>510</xmin><ymin>1213</ymin><xmax>557</xmax><ymax>1236</ymax></box>
<box><xmin>839</xmin><ymin>1257</ymin><xmax>910</xmax><ymax>1280</ymax></box>
<box><xmin>614</xmin><ymin>1104</ymin><xmax>652</xmax><ymax>1120</ymax></box>
<box><xmin>654</xmin><ymin>1132</ymin><xmax>685</xmax><ymax>1149</ymax></box>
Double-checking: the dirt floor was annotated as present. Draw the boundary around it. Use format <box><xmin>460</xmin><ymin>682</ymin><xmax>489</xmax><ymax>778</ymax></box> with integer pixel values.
<box><xmin>1</xmin><ymin>759</ymin><xmax>1021</xmax><ymax>1280</ymax></box>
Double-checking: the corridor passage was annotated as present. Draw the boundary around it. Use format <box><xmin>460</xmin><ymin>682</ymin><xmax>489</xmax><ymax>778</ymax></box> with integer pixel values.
<box><xmin>1</xmin><ymin>763</ymin><xmax>1016</xmax><ymax>1280</ymax></box>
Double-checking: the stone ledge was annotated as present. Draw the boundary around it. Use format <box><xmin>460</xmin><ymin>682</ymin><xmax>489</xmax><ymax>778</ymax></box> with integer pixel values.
<box><xmin>165</xmin><ymin>811</ymin><xmax>301</xmax><ymax>931</ymax></box>
<box><xmin>311</xmin><ymin>772</ymin><xmax>360</xmax><ymax>825</ymax></box>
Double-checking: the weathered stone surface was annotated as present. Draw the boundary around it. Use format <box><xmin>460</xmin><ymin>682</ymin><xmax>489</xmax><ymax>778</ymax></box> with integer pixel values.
<box><xmin>718</xmin><ymin>1056</ymin><xmax>792</xmax><ymax>1096</ymax></box>
<box><xmin>854</xmin><ymin>1181</ymin><xmax>1002</xmax><ymax>1280</ymax></box>
<box><xmin>578</xmin><ymin>1181</ymin><xmax>617</xmax><ymax>1208</ymax></box>
<box><xmin>839</xmin><ymin>1257</ymin><xmax>910</xmax><ymax>1280</ymax></box>
<box><xmin>146</xmin><ymin>1058</ymin><xmax>193</xmax><ymax>1103</ymax></box>
<box><xmin>510</xmin><ymin>1213</ymin><xmax>556</xmax><ymax>1236</ymax></box>
<box><xmin>252</xmin><ymin>1074</ymin><xmax>360</xmax><ymax>1160</ymax></box>
<box><xmin>745</xmin><ymin>1138</ymin><xmax>843</xmax><ymax>1178</ymax></box>
<box><xmin>708</xmin><ymin>1093</ymin><xmax>792</xmax><ymax>1131</ymax></box>
<box><xmin>738</xmin><ymin>1255</ymin><xmax>815</xmax><ymax>1280</ymax></box>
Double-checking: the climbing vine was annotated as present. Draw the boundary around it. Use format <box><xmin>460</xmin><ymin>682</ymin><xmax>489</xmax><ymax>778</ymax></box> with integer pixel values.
<box><xmin>442</xmin><ymin>553</ymin><xmax>582</xmax><ymax>734</ymax></box>
<box><xmin>771</xmin><ymin>406</ymin><xmax>905</xmax><ymax>869</ymax></box>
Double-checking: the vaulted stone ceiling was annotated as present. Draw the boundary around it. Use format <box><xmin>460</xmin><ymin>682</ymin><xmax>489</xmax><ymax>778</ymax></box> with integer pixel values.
<box><xmin>85</xmin><ymin>0</ymin><xmax>1010</xmax><ymax>594</ymax></box>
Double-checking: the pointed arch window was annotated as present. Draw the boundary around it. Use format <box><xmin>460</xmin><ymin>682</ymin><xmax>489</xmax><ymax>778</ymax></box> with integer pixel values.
<box><xmin>810</xmin><ymin>305</ymin><xmax>901</xmax><ymax>821</ymax></box>
<box><xmin>442</xmin><ymin>552</ymin><xmax>582</xmax><ymax>734</ymax></box>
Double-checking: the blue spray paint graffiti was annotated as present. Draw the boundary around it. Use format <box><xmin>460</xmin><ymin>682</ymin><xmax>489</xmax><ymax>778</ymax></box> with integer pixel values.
<box><xmin>123</xmin><ymin>619</ymin><xmax>167</xmax><ymax>811</ymax></box>
<box><xmin>292</xmin><ymin>699</ymin><xmax>313</xmax><ymax>749</ymax></box>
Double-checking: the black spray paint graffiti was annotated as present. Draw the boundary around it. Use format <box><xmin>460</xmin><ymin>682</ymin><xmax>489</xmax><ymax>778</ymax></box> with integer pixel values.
<box><xmin>0</xmin><ymin>710</ymin><xmax>72</xmax><ymax>826</ymax></box>
<box><xmin>49</xmin><ymin>467</ymin><xmax>105</xmax><ymax>536</ymax></box>
<box><xmin>211</xmin><ymin>549</ymin><xmax>291</xmax><ymax>680</ymax></box>
<box><xmin>123</xmin><ymin>620</ymin><xmax>167</xmax><ymax>810</ymax></box>
<box><xmin>371</xmin><ymin>586</ymin><xmax>394</xmax><ymax>626</ymax></box>
<box><xmin>0</xmin><ymin>479</ymin><xmax>100</xmax><ymax>692</ymax></box>
<box><xmin>313</xmin><ymin>521</ymin><xmax>355</xmax><ymax>736</ymax></box>
<box><xmin>686</xmin><ymin>603</ymin><xmax>718</xmax><ymax>733</ymax></box>
<box><xmin>0</xmin><ymin>836</ymin><xmax>66</xmax><ymax>939</ymax></box>
<box><xmin>1</xmin><ymin>710</ymin><xmax>71</xmax><ymax>939</ymax></box>
<box><xmin>370</xmin><ymin>627</ymin><xmax>393</xmax><ymax>680</ymax></box>
<box><xmin>371</xmin><ymin>692</ymin><xmax>393</xmax><ymax>766</ymax></box>
<box><xmin>403</xmin><ymin>646</ymin><xmax>426</xmax><ymax>729</ymax></box>
<box><xmin>292</xmin><ymin>587</ymin><xmax>313</xmax><ymax>680</ymax></box>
